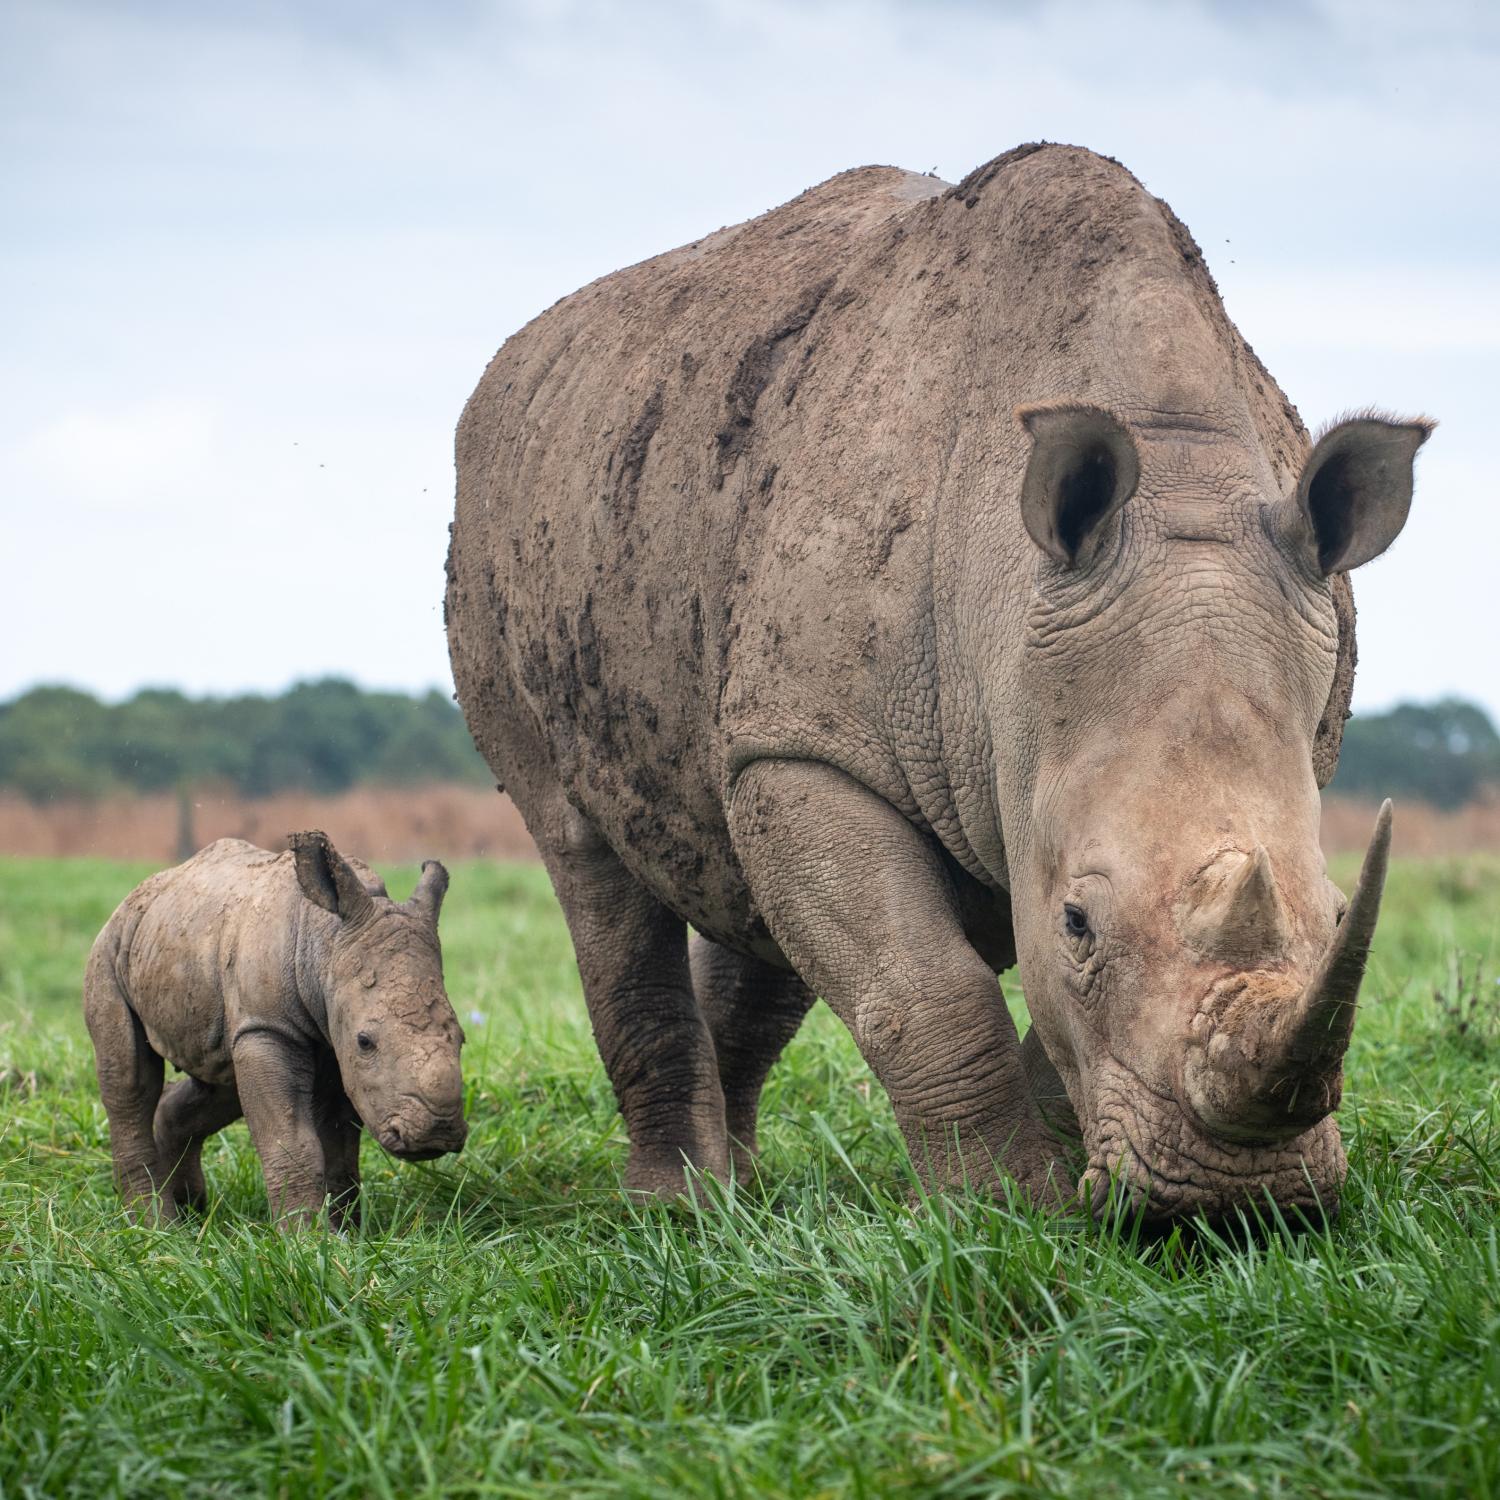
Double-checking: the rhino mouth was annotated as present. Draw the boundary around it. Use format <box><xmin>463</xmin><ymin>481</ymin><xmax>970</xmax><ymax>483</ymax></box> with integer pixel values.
<box><xmin>1078</xmin><ymin>1069</ymin><xmax>1347</xmax><ymax>1224</ymax></box>
<box><xmin>375</xmin><ymin>1108</ymin><xmax>468</xmax><ymax>1161</ymax></box>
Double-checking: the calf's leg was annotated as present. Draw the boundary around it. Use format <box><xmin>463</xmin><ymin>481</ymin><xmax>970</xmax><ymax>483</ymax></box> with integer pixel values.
<box><xmin>729</xmin><ymin>759</ymin><xmax>1067</xmax><ymax>1203</ymax></box>
<box><xmin>233</xmin><ymin>1031</ymin><xmax>328</xmax><ymax>1228</ymax></box>
<box><xmin>84</xmin><ymin>947</ymin><xmax>168</xmax><ymax>1221</ymax></box>
<box><xmin>690</xmin><ymin>935</ymin><xmax>813</xmax><ymax>1176</ymax></box>
<box><xmin>154</xmin><ymin>1078</ymin><xmax>242</xmax><ymax>1213</ymax></box>
<box><xmin>316</xmin><ymin>1089</ymin><xmax>363</xmax><ymax>1232</ymax></box>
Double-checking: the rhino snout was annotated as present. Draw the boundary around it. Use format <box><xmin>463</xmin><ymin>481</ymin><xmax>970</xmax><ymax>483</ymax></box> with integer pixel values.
<box><xmin>377</xmin><ymin>1095</ymin><xmax>468</xmax><ymax>1160</ymax></box>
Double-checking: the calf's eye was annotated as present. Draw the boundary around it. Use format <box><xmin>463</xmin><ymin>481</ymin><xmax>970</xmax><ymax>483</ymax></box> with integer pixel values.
<box><xmin>357</xmin><ymin>1031</ymin><xmax>376</xmax><ymax>1054</ymax></box>
<box><xmin>1063</xmin><ymin>903</ymin><xmax>1090</xmax><ymax>939</ymax></box>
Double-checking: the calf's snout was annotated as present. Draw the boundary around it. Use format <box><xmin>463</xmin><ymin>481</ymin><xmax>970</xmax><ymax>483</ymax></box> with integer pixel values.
<box><xmin>380</xmin><ymin>1114</ymin><xmax>468</xmax><ymax>1161</ymax></box>
<box><xmin>377</xmin><ymin>1089</ymin><xmax>468</xmax><ymax>1161</ymax></box>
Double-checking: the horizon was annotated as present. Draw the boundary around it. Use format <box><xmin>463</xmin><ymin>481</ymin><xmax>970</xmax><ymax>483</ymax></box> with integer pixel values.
<box><xmin>3</xmin><ymin>674</ymin><xmax>1496</xmax><ymax>727</ymax></box>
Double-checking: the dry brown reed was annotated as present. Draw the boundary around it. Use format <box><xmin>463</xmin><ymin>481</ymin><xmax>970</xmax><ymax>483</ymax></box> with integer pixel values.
<box><xmin>1</xmin><ymin>786</ymin><xmax>1496</xmax><ymax>863</ymax></box>
<box><xmin>1321</xmin><ymin>791</ymin><xmax>1500</xmax><ymax>858</ymax></box>
<box><xmin>0</xmin><ymin>784</ymin><xmax>537</xmax><ymax>862</ymax></box>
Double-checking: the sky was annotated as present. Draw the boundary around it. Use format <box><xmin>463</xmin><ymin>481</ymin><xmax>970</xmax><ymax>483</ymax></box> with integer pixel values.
<box><xmin>2</xmin><ymin>0</ymin><xmax>1497</xmax><ymax>721</ymax></box>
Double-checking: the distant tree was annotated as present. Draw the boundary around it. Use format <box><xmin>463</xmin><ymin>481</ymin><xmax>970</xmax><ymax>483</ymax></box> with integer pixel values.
<box><xmin>105</xmin><ymin>688</ymin><xmax>196</xmax><ymax>791</ymax></box>
<box><xmin>252</xmin><ymin>679</ymin><xmax>383</xmax><ymax>795</ymax></box>
<box><xmin>0</xmin><ymin>686</ymin><xmax>115</xmax><ymax>799</ymax></box>
<box><xmin>372</xmin><ymin>690</ymin><xmax>492</xmax><ymax>785</ymax></box>
<box><xmin>1331</xmin><ymin>698</ymin><xmax>1500</xmax><ymax>810</ymax></box>
<box><xmin>0</xmin><ymin>680</ymin><xmax>491</xmax><ymax>801</ymax></box>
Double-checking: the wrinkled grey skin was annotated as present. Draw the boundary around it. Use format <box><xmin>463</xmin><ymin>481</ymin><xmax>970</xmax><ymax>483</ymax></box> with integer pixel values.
<box><xmin>447</xmin><ymin>143</ymin><xmax>1430</xmax><ymax>1221</ymax></box>
<box><xmin>84</xmin><ymin>833</ymin><xmax>466</xmax><ymax>1228</ymax></box>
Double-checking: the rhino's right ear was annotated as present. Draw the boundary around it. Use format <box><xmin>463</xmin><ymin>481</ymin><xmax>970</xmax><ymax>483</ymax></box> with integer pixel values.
<box><xmin>290</xmin><ymin>830</ymin><xmax>375</xmax><ymax>924</ymax></box>
<box><xmin>1016</xmin><ymin>403</ymin><xmax>1140</xmax><ymax>568</ymax></box>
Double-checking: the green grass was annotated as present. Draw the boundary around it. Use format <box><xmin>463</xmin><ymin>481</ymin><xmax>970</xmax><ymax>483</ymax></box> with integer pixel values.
<box><xmin>1</xmin><ymin>854</ymin><xmax>1498</xmax><ymax>1498</ymax></box>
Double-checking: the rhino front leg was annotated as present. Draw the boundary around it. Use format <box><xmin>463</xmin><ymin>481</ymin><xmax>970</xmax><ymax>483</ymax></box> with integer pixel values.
<box><xmin>690</xmin><ymin>934</ymin><xmax>814</xmax><ymax>1177</ymax></box>
<box><xmin>233</xmin><ymin>1031</ymin><xmax>328</xmax><ymax>1228</ymax></box>
<box><xmin>730</xmin><ymin>759</ymin><xmax>1067</xmax><ymax>1204</ymax></box>
<box><xmin>1020</xmin><ymin>1027</ymin><xmax>1082</xmax><ymax>1148</ymax></box>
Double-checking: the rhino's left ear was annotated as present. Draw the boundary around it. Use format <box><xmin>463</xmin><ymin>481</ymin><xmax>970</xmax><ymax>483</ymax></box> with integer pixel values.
<box><xmin>1015</xmin><ymin>403</ymin><xmax>1140</xmax><ymax>568</ymax></box>
<box><xmin>289</xmin><ymin>829</ymin><xmax>375</xmax><ymax>925</ymax></box>
<box><xmin>1288</xmin><ymin>413</ymin><xmax>1434</xmax><ymax>574</ymax></box>
<box><xmin>405</xmin><ymin>859</ymin><xmax>449</xmax><ymax>927</ymax></box>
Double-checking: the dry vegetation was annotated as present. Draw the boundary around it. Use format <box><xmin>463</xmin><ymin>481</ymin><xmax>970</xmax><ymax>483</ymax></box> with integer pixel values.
<box><xmin>1319</xmin><ymin>791</ymin><xmax>1500</xmax><ymax>857</ymax></box>
<box><xmin>2</xmin><ymin>785</ymin><xmax>1498</xmax><ymax>863</ymax></box>
<box><xmin>0</xmin><ymin>784</ymin><xmax>537</xmax><ymax>862</ymax></box>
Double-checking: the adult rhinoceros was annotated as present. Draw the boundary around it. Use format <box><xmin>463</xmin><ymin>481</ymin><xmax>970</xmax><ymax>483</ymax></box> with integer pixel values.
<box><xmin>446</xmin><ymin>143</ymin><xmax>1430</xmax><ymax>1221</ymax></box>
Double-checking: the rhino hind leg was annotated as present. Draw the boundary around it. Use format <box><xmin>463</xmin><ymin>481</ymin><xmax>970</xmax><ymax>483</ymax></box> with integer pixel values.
<box><xmin>537</xmin><ymin>796</ymin><xmax>731</xmax><ymax>1198</ymax></box>
<box><xmin>730</xmin><ymin>759</ymin><xmax>1071</xmax><ymax>1206</ymax></box>
<box><xmin>154</xmin><ymin>1077</ymin><xmax>243</xmax><ymax>1213</ymax></box>
<box><xmin>84</xmin><ymin>946</ymin><xmax>169</xmax><ymax>1221</ymax></box>
<box><xmin>690</xmin><ymin>934</ymin><xmax>814</xmax><ymax>1177</ymax></box>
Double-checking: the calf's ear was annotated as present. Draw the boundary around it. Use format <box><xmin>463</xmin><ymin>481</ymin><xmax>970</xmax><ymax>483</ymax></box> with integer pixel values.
<box><xmin>406</xmin><ymin>859</ymin><xmax>450</xmax><ymax>927</ymax></box>
<box><xmin>1015</xmin><ymin>403</ymin><xmax>1140</xmax><ymax>568</ymax></box>
<box><xmin>1287</xmin><ymin>413</ymin><xmax>1434</xmax><ymax>574</ymax></box>
<box><xmin>289</xmin><ymin>829</ymin><xmax>375</xmax><ymax>924</ymax></box>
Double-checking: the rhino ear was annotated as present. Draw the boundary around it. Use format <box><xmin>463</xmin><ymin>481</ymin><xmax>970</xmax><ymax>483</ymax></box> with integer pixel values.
<box><xmin>405</xmin><ymin>859</ymin><xmax>449</xmax><ymax>927</ymax></box>
<box><xmin>1288</xmin><ymin>413</ymin><xmax>1434</xmax><ymax>574</ymax></box>
<box><xmin>289</xmin><ymin>830</ymin><xmax>375</xmax><ymax>924</ymax></box>
<box><xmin>1016</xmin><ymin>403</ymin><xmax>1140</xmax><ymax>567</ymax></box>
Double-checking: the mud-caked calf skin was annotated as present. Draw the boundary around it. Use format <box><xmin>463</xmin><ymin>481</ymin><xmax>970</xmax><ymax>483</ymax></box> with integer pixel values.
<box><xmin>84</xmin><ymin>832</ymin><xmax>466</xmax><ymax>1228</ymax></box>
<box><xmin>447</xmin><ymin>142</ymin><xmax>1430</xmax><ymax>1220</ymax></box>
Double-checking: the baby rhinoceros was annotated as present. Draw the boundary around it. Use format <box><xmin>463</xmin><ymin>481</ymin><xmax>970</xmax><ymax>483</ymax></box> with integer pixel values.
<box><xmin>84</xmin><ymin>832</ymin><xmax>467</xmax><ymax>1228</ymax></box>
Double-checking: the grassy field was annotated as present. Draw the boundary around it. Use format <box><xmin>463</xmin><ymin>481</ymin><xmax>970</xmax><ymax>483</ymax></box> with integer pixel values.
<box><xmin>1</xmin><ymin>854</ymin><xmax>1497</xmax><ymax>1498</ymax></box>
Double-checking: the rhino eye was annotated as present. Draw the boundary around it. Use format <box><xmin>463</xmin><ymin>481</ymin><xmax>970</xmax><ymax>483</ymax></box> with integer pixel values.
<box><xmin>1063</xmin><ymin>904</ymin><xmax>1090</xmax><ymax>939</ymax></box>
<box><xmin>356</xmin><ymin>1031</ymin><xmax>377</xmax><ymax>1054</ymax></box>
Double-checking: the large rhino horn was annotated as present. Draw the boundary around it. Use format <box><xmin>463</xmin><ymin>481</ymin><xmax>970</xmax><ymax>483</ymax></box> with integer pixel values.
<box><xmin>1186</xmin><ymin>801</ymin><xmax>1392</xmax><ymax>1139</ymax></box>
<box><xmin>1274</xmin><ymin>798</ymin><xmax>1392</xmax><ymax>1083</ymax></box>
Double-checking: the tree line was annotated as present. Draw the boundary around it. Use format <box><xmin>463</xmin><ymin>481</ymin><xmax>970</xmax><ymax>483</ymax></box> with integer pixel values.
<box><xmin>0</xmin><ymin>680</ymin><xmax>491</xmax><ymax>801</ymax></box>
<box><xmin>1330</xmin><ymin>698</ymin><xmax>1500</xmax><ymax>810</ymax></box>
<box><xmin>0</xmin><ymin>680</ymin><xmax>1496</xmax><ymax>810</ymax></box>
